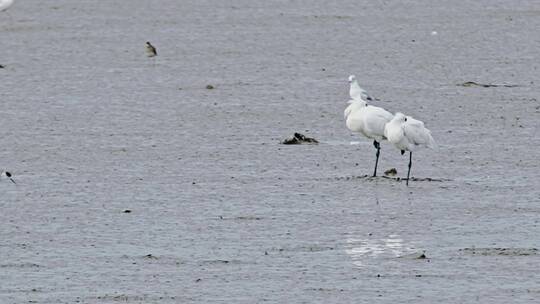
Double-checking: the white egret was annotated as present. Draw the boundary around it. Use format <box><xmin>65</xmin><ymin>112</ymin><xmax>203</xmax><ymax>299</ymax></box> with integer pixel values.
<box><xmin>345</xmin><ymin>99</ymin><xmax>394</xmax><ymax>176</ymax></box>
<box><xmin>384</xmin><ymin>113</ymin><xmax>436</xmax><ymax>185</ymax></box>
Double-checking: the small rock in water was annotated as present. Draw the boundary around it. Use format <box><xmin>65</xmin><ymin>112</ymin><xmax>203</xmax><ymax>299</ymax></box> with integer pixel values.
<box><xmin>206</xmin><ymin>84</ymin><xmax>214</xmax><ymax>89</ymax></box>
<box><xmin>384</xmin><ymin>168</ymin><xmax>397</xmax><ymax>176</ymax></box>
<box><xmin>399</xmin><ymin>251</ymin><xmax>428</xmax><ymax>260</ymax></box>
<box><xmin>123</xmin><ymin>209</ymin><xmax>132</xmax><ymax>213</ymax></box>
<box><xmin>281</xmin><ymin>133</ymin><xmax>319</xmax><ymax>145</ymax></box>
<box><xmin>0</xmin><ymin>64</ymin><xmax>4</xmax><ymax>69</ymax></box>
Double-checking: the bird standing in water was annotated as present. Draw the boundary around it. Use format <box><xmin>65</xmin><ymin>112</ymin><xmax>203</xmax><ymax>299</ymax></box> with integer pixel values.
<box><xmin>384</xmin><ymin>113</ymin><xmax>436</xmax><ymax>185</ymax></box>
<box><xmin>348</xmin><ymin>75</ymin><xmax>373</xmax><ymax>101</ymax></box>
<box><xmin>145</xmin><ymin>41</ymin><xmax>157</xmax><ymax>57</ymax></box>
<box><xmin>345</xmin><ymin>98</ymin><xmax>394</xmax><ymax>177</ymax></box>
<box><xmin>1</xmin><ymin>171</ymin><xmax>16</xmax><ymax>184</ymax></box>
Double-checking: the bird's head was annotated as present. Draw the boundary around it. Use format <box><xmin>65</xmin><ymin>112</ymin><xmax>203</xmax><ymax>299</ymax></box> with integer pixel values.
<box><xmin>394</xmin><ymin>112</ymin><xmax>407</xmax><ymax>122</ymax></box>
<box><xmin>348</xmin><ymin>75</ymin><xmax>356</xmax><ymax>83</ymax></box>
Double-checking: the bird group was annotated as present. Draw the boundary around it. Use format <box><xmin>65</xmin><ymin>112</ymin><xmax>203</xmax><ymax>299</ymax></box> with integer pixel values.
<box><xmin>345</xmin><ymin>75</ymin><xmax>436</xmax><ymax>185</ymax></box>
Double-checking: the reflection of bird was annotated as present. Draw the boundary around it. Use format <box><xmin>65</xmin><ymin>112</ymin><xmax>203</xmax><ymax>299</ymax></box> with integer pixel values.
<box><xmin>384</xmin><ymin>113</ymin><xmax>436</xmax><ymax>185</ymax></box>
<box><xmin>348</xmin><ymin>75</ymin><xmax>372</xmax><ymax>101</ymax></box>
<box><xmin>345</xmin><ymin>99</ymin><xmax>393</xmax><ymax>177</ymax></box>
<box><xmin>145</xmin><ymin>41</ymin><xmax>157</xmax><ymax>57</ymax></box>
<box><xmin>0</xmin><ymin>0</ymin><xmax>14</xmax><ymax>12</ymax></box>
<box><xmin>1</xmin><ymin>171</ymin><xmax>16</xmax><ymax>184</ymax></box>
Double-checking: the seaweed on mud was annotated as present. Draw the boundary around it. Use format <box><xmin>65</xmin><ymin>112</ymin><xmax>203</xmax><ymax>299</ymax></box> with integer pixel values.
<box><xmin>333</xmin><ymin>175</ymin><xmax>451</xmax><ymax>182</ymax></box>
<box><xmin>457</xmin><ymin>81</ymin><xmax>519</xmax><ymax>88</ymax></box>
<box><xmin>459</xmin><ymin>247</ymin><xmax>538</xmax><ymax>256</ymax></box>
<box><xmin>281</xmin><ymin>133</ymin><xmax>319</xmax><ymax>145</ymax></box>
<box><xmin>384</xmin><ymin>168</ymin><xmax>398</xmax><ymax>176</ymax></box>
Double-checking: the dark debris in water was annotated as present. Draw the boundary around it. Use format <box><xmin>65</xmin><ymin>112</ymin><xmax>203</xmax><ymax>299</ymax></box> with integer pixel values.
<box><xmin>267</xmin><ymin>245</ymin><xmax>335</xmax><ymax>253</ymax></box>
<box><xmin>384</xmin><ymin>168</ymin><xmax>397</xmax><ymax>176</ymax></box>
<box><xmin>0</xmin><ymin>263</ymin><xmax>41</xmax><ymax>268</ymax></box>
<box><xmin>218</xmin><ymin>216</ymin><xmax>263</xmax><ymax>220</ymax></box>
<box><xmin>398</xmin><ymin>251</ymin><xmax>428</xmax><ymax>260</ymax></box>
<box><xmin>457</xmin><ymin>81</ymin><xmax>519</xmax><ymax>88</ymax></box>
<box><xmin>199</xmin><ymin>259</ymin><xmax>244</xmax><ymax>265</ymax></box>
<box><xmin>281</xmin><ymin>132</ymin><xmax>319</xmax><ymax>145</ymax></box>
<box><xmin>459</xmin><ymin>247</ymin><xmax>538</xmax><ymax>256</ymax></box>
<box><xmin>144</xmin><ymin>254</ymin><xmax>158</xmax><ymax>259</ymax></box>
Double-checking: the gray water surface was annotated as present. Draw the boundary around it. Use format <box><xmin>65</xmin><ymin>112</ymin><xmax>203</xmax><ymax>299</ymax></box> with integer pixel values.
<box><xmin>1</xmin><ymin>0</ymin><xmax>540</xmax><ymax>303</ymax></box>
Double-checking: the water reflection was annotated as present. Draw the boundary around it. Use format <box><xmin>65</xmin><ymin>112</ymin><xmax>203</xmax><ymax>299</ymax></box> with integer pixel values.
<box><xmin>345</xmin><ymin>234</ymin><xmax>415</xmax><ymax>267</ymax></box>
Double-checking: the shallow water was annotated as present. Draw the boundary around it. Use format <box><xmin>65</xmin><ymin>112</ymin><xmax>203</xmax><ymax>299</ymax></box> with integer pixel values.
<box><xmin>1</xmin><ymin>0</ymin><xmax>540</xmax><ymax>303</ymax></box>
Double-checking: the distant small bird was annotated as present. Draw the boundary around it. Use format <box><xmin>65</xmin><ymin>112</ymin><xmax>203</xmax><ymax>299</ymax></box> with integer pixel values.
<box><xmin>1</xmin><ymin>171</ymin><xmax>16</xmax><ymax>184</ymax></box>
<box><xmin>384</xmin><ymin>113</ymin><xmax>436</xmax><ymax>185</ymax></box>
<box><xmin>145</xmin><ymin>41</ymin><xmax>157</xmax><ymax>57</ymax></box>
<box><xmin>345</xmin><ymin>98</ymin><xmax>393</xmax><ymax>177</ymax></box>
<box><xmin>348</xmin><ymin>75</ymin><xmax>372</xmax><ymax>101</ymax></box>
<box><xmin>0</xmin><ymin>0</ymin><xmax>14</xmax><ymax>12</ymax></box>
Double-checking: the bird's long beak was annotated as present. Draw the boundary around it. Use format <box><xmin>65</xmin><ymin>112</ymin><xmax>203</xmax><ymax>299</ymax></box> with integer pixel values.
<box><xmin>9</xmin><ymin>178</ymin><xmax>16</xmax><ymax>184</ymax></box>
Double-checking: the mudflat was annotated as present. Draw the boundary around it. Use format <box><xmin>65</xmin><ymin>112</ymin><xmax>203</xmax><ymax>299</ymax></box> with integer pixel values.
<box><xmin>1</xmin><ymin>1</ymin><xmax>539</xmax><ymax>303</ymax></box>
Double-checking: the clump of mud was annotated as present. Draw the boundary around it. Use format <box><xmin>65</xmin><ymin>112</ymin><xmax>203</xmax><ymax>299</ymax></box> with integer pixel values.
<box><xmin>384</xmin><ymin>168</ymin><xmax>397</xmax><ymax>176</ymax></box>
<box><xmin>281</xmin><ymin>133</ymin><xmax>319</xmax><ymax>145</ymax></box>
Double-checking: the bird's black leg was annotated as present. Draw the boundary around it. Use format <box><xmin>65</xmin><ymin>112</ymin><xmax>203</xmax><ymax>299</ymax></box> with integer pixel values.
<box><xmin>373</xmin><ymin>140</ymin><xmax>380</xmax><ymax>177</ymax></box>
<box><xmin>406</xmin><ymin>151</ymin><xmax>412</xmax><ymax>186</ymax></box>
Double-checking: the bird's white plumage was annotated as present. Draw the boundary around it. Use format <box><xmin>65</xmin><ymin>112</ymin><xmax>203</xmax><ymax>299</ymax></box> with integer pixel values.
<box><xmin>348</xmin><ymin>75</ymin><xmax>372</xmax><ymax>101</ymax></box>
<box><xmin>0</xmin><ymin>0</ymin><xmax>14</xmax><ymax>12</ymax></box>
<box><xmin>384</xmin><ymin>112</ymin><xmax>436</xmax><ymax>152</ymax></box>
<box><xmin>345</xmin><ymin>99</ymin><xmax>394</xmax><ymax>142</ymax></box>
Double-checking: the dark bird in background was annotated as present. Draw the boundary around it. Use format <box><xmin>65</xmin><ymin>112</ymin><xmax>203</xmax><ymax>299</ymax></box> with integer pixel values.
<box><xmin>146</xmin><ymin>41</ymin><xmax>157</xmax><ymax>57</ymax></box>
<box><xmin>1</xmin><ymin>171</ymin><xmax>16</xmax><ymax>184</ymax></box>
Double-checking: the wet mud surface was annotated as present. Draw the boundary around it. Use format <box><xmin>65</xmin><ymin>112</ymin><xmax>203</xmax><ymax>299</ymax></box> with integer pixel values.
<box><xmin>1</xmin><ymin>0</ymin><xmax>540</xmax><ymax>303</ymax></box>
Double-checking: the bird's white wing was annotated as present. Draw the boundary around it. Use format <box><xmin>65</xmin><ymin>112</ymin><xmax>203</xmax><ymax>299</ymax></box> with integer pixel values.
<box><xmin>363</xmin><ymin>106</ymin><xmax>394</xmax><ymax>137</ymax></box>
<box><xmin>358</xmin><ymin>86</ymin><xmax>373</xmax><ymax>101</ymax></box>
<box><xmin>350</xmin><ymin>82</ymin><xmax>373</xmax><ymax>101</ymax></box>
<box><xmin>403</xmin><ymin>118</ymin><xmax>436</xmax><ymax>149</ymax></box>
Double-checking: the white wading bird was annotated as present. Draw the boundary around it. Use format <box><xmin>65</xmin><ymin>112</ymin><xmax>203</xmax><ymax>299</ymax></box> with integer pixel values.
<box><xmin>348</xmin><ymin>75</ymin><xmax>373</xmax><ymax>101</ymax></box>
<box><xmin>345</xmin><ymin>98</ymin><xmax>394</xmax><ymax>177</ymax></box>
<box><xmin>0</xmin><ymin>0</ymin><xmax>14</xmax><ymax>12</ymax></box>
<box><xmin>384</xmin><ymin>113</ymin><xmax>436</xmax><ymax>185</ymax></box>
<box><xmin>1</xmin><ymin>171</ymin><xmax>16</xmax><ymax>184</ymax></box>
